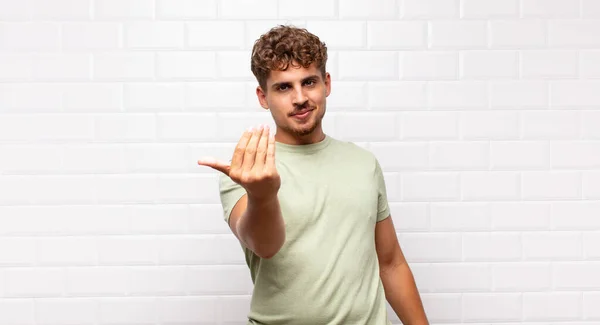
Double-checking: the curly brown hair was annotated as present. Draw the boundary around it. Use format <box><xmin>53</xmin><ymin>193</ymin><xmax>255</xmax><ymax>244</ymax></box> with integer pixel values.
<box><xmin>250</xmin><ymin>25</ymin><xmax>328</xmax><ymax>92</ymax></box>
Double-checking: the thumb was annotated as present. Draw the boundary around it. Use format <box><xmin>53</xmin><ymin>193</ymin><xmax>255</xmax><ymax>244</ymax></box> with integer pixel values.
<box><xmin>197</xmin><ymin>157</ymin><xmax>231</xmax><ymax>176</ymax></box>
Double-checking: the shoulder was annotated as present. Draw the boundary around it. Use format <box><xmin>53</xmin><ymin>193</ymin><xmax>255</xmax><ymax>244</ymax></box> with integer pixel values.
<box><xmin>327</xmin><ymin>137</ymin><xmax>381</xmax><ymax>171</ymax></box>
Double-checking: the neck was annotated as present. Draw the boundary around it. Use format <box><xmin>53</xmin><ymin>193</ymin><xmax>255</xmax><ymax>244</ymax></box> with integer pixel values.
<box><xmin>274</xmin><ymin>127</ymin><xmax>326</xmax><ymax>145</ymax></box>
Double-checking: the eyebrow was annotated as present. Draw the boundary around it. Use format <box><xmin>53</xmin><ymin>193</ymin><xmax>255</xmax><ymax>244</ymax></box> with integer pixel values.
<box><xmin>270</xmin><ymin>75</ymin><xmax>320</xmax><ymax>91</ymax></box>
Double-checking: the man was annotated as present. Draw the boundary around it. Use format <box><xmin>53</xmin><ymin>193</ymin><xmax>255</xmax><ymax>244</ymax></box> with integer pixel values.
<box><xmin>198</xmin><ymin>25</ymin><xmax>428</xmax><ymax>325</ymax></box>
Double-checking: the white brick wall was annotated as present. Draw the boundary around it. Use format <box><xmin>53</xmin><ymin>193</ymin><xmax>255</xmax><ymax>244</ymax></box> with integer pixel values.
<box><xmin>0</xmin><ymin>0</ymin><xmax>599</xmax><ymax>324</ymax></box>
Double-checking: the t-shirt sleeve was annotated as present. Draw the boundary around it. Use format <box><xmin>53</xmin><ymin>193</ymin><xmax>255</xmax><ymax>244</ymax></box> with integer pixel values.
<box><xmin>375</xmin><ymin>159</ymin><xmax>391</xmax><ymax>222</ymax></box>
<box><xmin>218</xmin><ymin>172</ymin><xmax>247</xmax><ymax>224</ymax></box>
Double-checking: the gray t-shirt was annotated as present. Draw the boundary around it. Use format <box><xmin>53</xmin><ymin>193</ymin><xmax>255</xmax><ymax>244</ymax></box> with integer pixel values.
<box><xmin>219</xmin><ymin>134</ymin><xmax>392</xmax><ymax>325</ymax></box>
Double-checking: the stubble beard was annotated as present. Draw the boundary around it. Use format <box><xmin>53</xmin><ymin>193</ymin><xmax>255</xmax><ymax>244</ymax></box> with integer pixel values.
<box><xmin>284</xmin><ymin>109</ymin><xmax>323</xmax><ymax>137</ymax></box>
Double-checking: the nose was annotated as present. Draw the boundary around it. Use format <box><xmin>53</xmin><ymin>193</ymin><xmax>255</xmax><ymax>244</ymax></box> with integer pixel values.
<box><xmin>291</xmin><ymin>86</ymin><xmax>308</xmax><ymax>107</ymax></box>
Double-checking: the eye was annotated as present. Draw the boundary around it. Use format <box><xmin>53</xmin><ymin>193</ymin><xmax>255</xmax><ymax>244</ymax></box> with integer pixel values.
<box><xmin>277</xmin><ymin>84</ymin><xmax>290</xmax><ymax>91</ymax></box>
<box><xmin>304</xmin><ymin>79</ymin><xmax>316</xmax><ymax>86</ymax></box>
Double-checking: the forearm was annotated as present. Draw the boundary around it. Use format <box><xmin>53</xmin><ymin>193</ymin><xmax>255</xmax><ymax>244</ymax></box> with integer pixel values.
<box><xmin>237</xmin><ymin>194</ymin><xmax>285</xmax><ymax>259</ymax></box>
<box><xmin>380</xmin><ymin>262</ymin><xmax>429</xmax><ymax>325</ymax></box>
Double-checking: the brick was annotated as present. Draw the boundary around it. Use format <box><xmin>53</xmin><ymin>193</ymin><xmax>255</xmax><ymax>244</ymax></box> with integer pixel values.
<box><xmin>583</xmin><ymin>171</ymin><xmax>600</xmax><ymax>199</ymax></box>
<box><xmin>0</xmin><ymin>238</ymin><xmax>36</xmax><ymax>266</ymax></box>
<box><xmin>187</xmin><ymin>265</ymin><xmax>253</xmax><ymax>294</ymax></box>
<box><xmin>157</xmin><ymin>297</ymin><xmax>217</xmax><ymax>323</ymax></box>
<box><xmin>125</xmin><ymin>22</ymin><xmax>184</xmax><ymax>49</ymax></box>
<box><xmin>63</xmin><ymin>83</ymin><xmax>123</xmax><ymax>112</ymax></box>
<box><xmin>94</xmin><ymin>175</ymin><xmax>157</xmax><ymax>204</ymax></box>
<box><xmin>187</xmin><ymin>21</ymin><xmax>244</xmax><ymax>50</ymax></box>
<box><xmin>461</xmin><ymin>171</ymin><xmax>520</xmax><ymax>200</ymax></box>
<box><xmin>98</xmin><ymin>237</ymin><xmax>157</xmax><ymax>265</ymax></box>
<box><xmin>216</xmin><ymin>51</ymin><xmax>254</xmax><ymax>80</ymax></box>
<box><xmin>0</xmin><ymin>144</ymin><xmax>62</xmax><ymax>174</ymax></box>
<box><xmin>429</xmin><ymin>81</ymin><xmax>488</xmax><ymax>109</ymax></box>
<box><xmin>520</xmin><ymin>111</ymin><xmax>580</xmax><ymax>139</ymax></box>
<box><xmin>156</xmin><ymin>52</ymin><xmax>217</xmax><ymax>80</ymax></box>
<box><xmin>463</xmin><ymin>232</ymin><xmax>521</xmax><ymax>261</ymax></box>
<box><xmin>401</xmin><ymin>172</ymin><xmax>460</xmax><ymax>201</ymax></box>
<box><xmin>553</xmin><ymin>202</ymin><xmax>600</xmax><ymax>230</ymax></box>
<box><xmin>128</xmin><ymin>266</ymin><xmax>187</xmax><ymax>295</ymax></box>
<box><xmin>124</xmin><ymin>83</ymin><xmax>183</xmax><ymax>111</ymax></box>
<box><xmin>0</xmin><ymin>22</ymin><xmax>60</xmax><ymax>51</ymax></box>
<box><xmin>244</xmin><ymin>21</ymin><xmax>307</xmax><ymax>49</ymax></box>
<box><xmin>582</xmin><ymin>0</ymin><xmax>600</xmax><ymax>18</ymax></box>
<box><xmin>93</xmin><ymin>113</ymin><xmax>157</xmax><ymax>141</ymax></box>
<box><xmin>430</xmin><ymin>202</ymin><xmax>490</xmax><ymax>230</ymax></box>
<box><xmin>367</xmin><ymin>21</ymin><xmax>426</xmax><ymax>49</ymax></box>
<box><xmin>339</xmin><ymin>0</ymin><xmax>397</xmax><ymax>18</ymax></box>
<box><xmin>430</xmin><ymin>141</ymin><xmax>489</xmax><ymax>170</ymax></box>
<box><xmin>554</xmin><ymin>262</ymin><xmax>600</xmax><ymax>290</ymax></box>
<box><xmin>461</xmin><ymin>0</ymin><xmax>518</xmax><ymax>18</ymax></box>
<box><xmin>401</xmin><ymin>111</ymin><xmax>459</xmax><ymax>140</ymax></box>
<box><xmin>327</xmin><ymin>82</ymin><xmax>368</xmax><ymax>109</ymax></box>
<box><xmin>305</xmin><ymin>21</ymin><xmax>365</xmax><ymax>49</ymax></box>
<box><xmin>549</xmin><ymin>20</ymin><xmax>600</xmax><ymax>48</ymax></box>
<box><xmin>62</xmin><ymin>23</ymin><xmax>120</xmax><ymax>50</ymax></box>
<box><xmin>583</xmin><ymin>111</ymin><xmax>600</xmax><ymax>139</ymax></box>
<box><xmin>220</xmin><ymin>0</ymin><xmax>277</xmax><ymax>18</ymax></box>
<box><xmin>389</xmin><ymin>203</ymin><xmax>429</xmax><ymax>231</ymax></box>
<box><xmin>338</xmin><ymin>51</ymin><xmax>398</xmax><ymax>80</ymax></box>
<box><xmin>0</xmin><ymin>300</ymin><xmax>35</xmax><ymax>324</ymax></box>
<box><xmin>581</xmin><ymin>50</ymin><xmax>600</xmax><ymax>78</ymax></box>
<box><xmin>4</xmin><ymin>268</ymin><xmax>65</xmax><ymax>297</ymax></box>
<box><xmin>369</xmin><ymin>142</ymin><xmax>428</xmax><ymax>170</ymax></box>
<box><xmin>522</xmin><ymin>0</ymin><xmax>580</xmax><ymax>18</ymax></box>
<box><xmin>336</xmin><ymin>112</ymin><xmax>397</xmax><ymax>141</ymax></box>
<box><xmin>522</xmin><ymin>171</ymin><xmax>581</xmax><ymax>200</ymax></box>
<box><xmin>32</xmin><ymin>0</ymin><xmax>90</xmax><ymax>19</ymax></box>
<box><xmin>157</xmin><ymin>113</ymin><xmax>219</xmax><ymax>141</ymax></box>
<box><xmin>0</xmin><ymin>54</ymin><xmax>32</xmax><ymax>81</ymax></box>
<box><xmin>156</xmin><ymin>0</ymin><xmax>217</xmax><ymax>19</ymax></box>
<box><xmin>189</xmin><ymin>204</ymin><xmax>232</xmax><ymax>234</ymax></box>
<box><xmin>493</xmin><ymin>262</ymin><xmax>551</xmax><ymax>291</ymax></box>
<box><xmin>94</xmin><ymin>0</ymin><xmax>154</xmax><ymax>19</ymax></box>
<box><xmin>523</xmin><ymin>292</ymin><xmax>582</xmax><ymax>321</ymax></box>
<box><xmin>400</xmin><ymin>51</ymin><xmax>458</xmax><ymax>80</ymax></box>
<box><xmin>490</xmin><ymin>81</ymin><xmax>548</xmax><ymax>108</ymax></box>
<box><xmin>462</xmin><ymin>293</ymin><xmax>522</xmax><ymax>321</ymax></box>
<box><xmin>36</xmin><ymin>298</ymin><xmax>97</xmax><ymax>325</ymax></box>
<box><xmin>0</xmin><ymin>84</ymin><xmax>63</xmax><ymax>112</ymax></box>
<box><xmin>217</xmin><ymin>112</ymin><xmax>274</xmax><ymax>142</ymax></box>
<box><xmin>397</xmin><ymin>233</ymin><xmax>462</xmax><ymax>262</ymax></box>
<box><xmin>424</xmin><ymin>263</ymin><xmax>491</xmax><ymax>292</ymax></box>
<box><xmin>37</xmin><ymin>237</ymin><xmax>97</xmax><ymax>266</ymax></box>
<box><xmin>0</xmin><ymin>0</ymin><xmax>30</xmax><ymax>21</ymax></box>
<box><xmin>123</xmin><ymin>143</ymin><xmax>188</xmax><ymax>173</ymax></box>
<box><xmin>131</xmin><ymin>204</ymin><xmax>189</xmax><ymax>234</ymax></box>
<box><xmin>551</xmin><ymin>81</ymin><xmax>600</xmax><ymax>107</ymax></box>
<box><xmin>279</xmin><ymin>0</ymin><xmax>336</xmax><ymax>18</ymax></box>
<box><xmin>491</xmin><ymin>202</ymin><xmax>550</xmax><ymax>230</ymax></box>
<box><xmin>218</xmin><ymin>296</ymin><xmax>253</xmax><ymax>323</ymax></box>
<box><xmin>62</xmin><ymin>144</ymin><xmax>123</xmax><ymax>174</ymax></box>
<box><xmin>420</xmin><ymin>293</ymin><xmax>462</xmax><ymax>323</ymax></box>
<box><xmin>33</xmin><ymin>176</ymin><xmax>96</xmax><ymax>205</ymax></box>
<box><xmin>185</xmin><ymin>82</ymin><xmax>246</xmax><ymax>110</ymax></box>
<box><xmin>461</xmin><ymin>111</ymin><xmax>519</xmax><ymax>140</ymax></box>
<box><xmin>523</xmin><ymin>232</ymin><xmax>583</xmax><ymax>260</ymax></box>
<box><xmin>521</xmin><ymin>50</ymin><xmax>578</xmax><ymax>79</ymax></box>
<box><xmin>490</xmin><ymin>20</ymin><xmax>546</xmax><ymax>49</ymax></box>
<box><xmin>461</xmin><ymin>50</ymin><xmax>518</xmax><ymax>79</ymax></box>
<box><xmin>93</xmin><ymin>53</ymin><xmax>155</xmax><ymax>81</ymax></box>
<box><xmin>33</xmin><ymin>54</ymin><xmax>91</xmax><ymax>81</ymax></box>
<box><xmin>402</xmin><ymin>0</ymin><xmax>458</xmax><ymax>18</ymax></box>
<box><xmin>491</xmin><ymin>141</ymin><xmax>549</xmax><ymax>169</ymax></box>
<box><xmin>584</xmin><ymin>292</ymin><xmax>600</xmax><ymax>319</ymax></box>
<box><xmin>66</xmin><ymin>267</ymin><xmax>129</xmax><ymax>296</ymax></box>
<box><xmin>368</xmin><ymin>81</ymin><xmax>427</xmax><ymax>109</ymax></box>
<box><xmin>156</xmin><ymin>174</ymin><xmax>220</xmax><ymax>204</ymax></box>
<box><xmin>429</xmin><ymin>21</ymin><xmax>487</xmax><ymax>49</ymax></box>
<box><xmin>550</xmin><ymin>141</ymin><xmax>600</xmax><ymax>169</ymax></box>
<box><xmin>98</xmin><ymin>298</ymin><xmax>158</xmax><ymax>324</ymax></box>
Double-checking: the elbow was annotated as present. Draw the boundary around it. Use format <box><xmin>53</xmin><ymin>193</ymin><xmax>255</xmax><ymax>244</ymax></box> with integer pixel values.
<box><xmin>256</xmin><ymin>234</ymin><xmax>285</xmax><ymax>259</ymax></box>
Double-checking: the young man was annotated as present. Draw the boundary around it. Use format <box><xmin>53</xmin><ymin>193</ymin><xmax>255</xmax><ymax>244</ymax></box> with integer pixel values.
<box><xmin>198</xmin><ymin>25</ymin><xmax>429</xmax><ymax>325</ymax></box>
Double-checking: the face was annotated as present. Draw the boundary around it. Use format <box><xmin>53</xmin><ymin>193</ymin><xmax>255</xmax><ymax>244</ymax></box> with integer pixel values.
<box><xmin>256</xmin><ymin>62</ymin><xmax>331</xmax><ymax>145</ymax></box>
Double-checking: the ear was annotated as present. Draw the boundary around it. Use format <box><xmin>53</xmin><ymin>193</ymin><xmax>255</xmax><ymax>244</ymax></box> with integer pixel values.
<box><xmin>256</xmin><ymin>86</ymin><xmax>269</xmax><ymax>110</ymax></box>
<box><xmin>325</xmin><ymin>72</ymin><xmax>332</xmax><ymax>97</ymax></box>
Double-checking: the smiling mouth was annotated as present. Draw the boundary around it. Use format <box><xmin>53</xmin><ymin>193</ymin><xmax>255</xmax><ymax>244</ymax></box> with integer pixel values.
<box><xmin>291</xmin><ymin>109</ymin><xmax>313</xmax><ymax>119</ymax></box>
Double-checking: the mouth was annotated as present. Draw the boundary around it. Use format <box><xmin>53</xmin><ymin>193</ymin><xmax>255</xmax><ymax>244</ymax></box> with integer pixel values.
<box><xmin>291</xmin><ymin>108</ymin><xmax>314</xmax><ymax>120</ymax></box>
